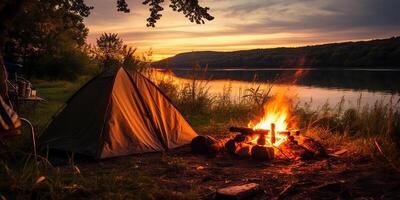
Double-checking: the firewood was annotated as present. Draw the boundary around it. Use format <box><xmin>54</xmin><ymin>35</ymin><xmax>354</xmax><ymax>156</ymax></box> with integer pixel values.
<box><xmin>291</xmin><ymin>130</ymin><xmax>300</xmax><ymax>136</ymax></box>
<box><xmin>251</xmin><ymin>145</ymin><xmax>274</xmax><ymax>161</ymax></box>
<box><xmin>256</xmin><ymin>133</ymin><xmax>266</xmax><ymax>145</ymax></box>
<box><xmin>234</xmin><ymin>134</ymin><xmax>246</xmax><ymax>142</ymax></box>
<box><xmin>271</xmin><ymin>123</ymin><xmax>276</xmax><ymax>144</ymax></box>
<box><xmin>235</xmin><ymin>144</ymin><xmax>252</xmax><ymax>158</ymax></box>
<box><xmin>191</xmin><ymin>135</ymin><xmax>220</xmax><ymax>155</ymax></box>
<box><xmin>298</xmin><ymin>137</ymin><xmax>327</xmax><ymax>157</ymax></box>
<box><xmin>225</xmin><ymin>139</ymin><xmax>239</xmax><ymax>155</ymax></box>
<box><xmin>280</xmin><ymin>141</ymin><xmax>313</xmax><ymax>160</ymax></box>
<box><xmin>229</xmin><ymin>127</ymin><xmax>269</xmax><ymax>136</ymax></box>
<box><xmin>216</xmin><ymin>183</ymin><xmax>260</xmax><ymax>200</ymax></box>
<box><xmin>279</xmin><ymin>131</ymin><xmax>291</xmax><ymax>136</ymax></box>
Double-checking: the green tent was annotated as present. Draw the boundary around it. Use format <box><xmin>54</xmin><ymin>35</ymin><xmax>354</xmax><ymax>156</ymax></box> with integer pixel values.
<box><xmin>39</xmin><ymin>67</ymin><xmax>197</xmax><ymax>159</ymax></box>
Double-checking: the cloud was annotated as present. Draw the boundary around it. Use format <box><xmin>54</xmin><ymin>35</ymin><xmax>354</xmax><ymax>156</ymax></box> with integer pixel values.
<box><xmin>84</xmin><ymin>0</ymin><xmax>400</xmax><ymax>60</ymax></box>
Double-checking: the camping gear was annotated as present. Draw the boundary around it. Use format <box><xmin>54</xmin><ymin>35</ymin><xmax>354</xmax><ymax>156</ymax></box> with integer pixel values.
<box><xmin>39</xmin><ymin>67</ymin><xmax>198</xmax><ymax>159</ymax></box>
<box><xmin>0</xmin><ymin>95</ymin><xmax>36</xmax><ymax>158</ymax></box>
<box><xmin>0</xmin><ymin>95</ymin><xmax>22</xmax><ymax>138</ymax></box>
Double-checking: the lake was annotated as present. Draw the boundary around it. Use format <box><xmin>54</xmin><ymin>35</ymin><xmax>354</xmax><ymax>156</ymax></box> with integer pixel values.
<box><xmin>153</xmin><ymin>68</ymin><xmax>400</xmax><ymax>109</ymax></box>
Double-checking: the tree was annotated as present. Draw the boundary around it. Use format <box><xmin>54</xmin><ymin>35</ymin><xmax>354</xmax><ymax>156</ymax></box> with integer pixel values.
<box><xmin>95</xmin><ymin>33</ymin><xmax>124</xmax><ymax>71</ymax></box>
<box><xmin>122</xmin><ymin>46</ymin><xmax>142</xmax><ymax>71</ymax></box>
<box><xmin>3</xmin><ymin>0</ymin><xmax>92</xmax><ymax>79</ymax></box>
<box><xmin>0</xmin><ymin>0</ymin><xmax>214</xmax><ymax>104</ymax></box>
<box><xmin>94</xmin><ymin>33</ymin><xmax>147</xmax><ymax>72</ymax></box>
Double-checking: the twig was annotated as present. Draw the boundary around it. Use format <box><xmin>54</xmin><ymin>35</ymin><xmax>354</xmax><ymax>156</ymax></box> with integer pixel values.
<box><xmin>275</xmin><ymin>182</ymin><xmax>297</xmax><ymax>200</ymax></box>
<box><xmin>374</xmin><ymin>139</ymin><xmax>400</xmax><ymax>172</ymax></box>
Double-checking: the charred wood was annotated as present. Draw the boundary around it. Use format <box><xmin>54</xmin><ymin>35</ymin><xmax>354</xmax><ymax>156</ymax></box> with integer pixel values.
<box><xmin>225</xmin><ymin>139</ymin><xmax>239</xmax><ymax>155</ymax></box>
<box><xmin>251</xmin><ymin>145</ymin><xmax>274</xmax><ymax>161</ymax></box>
<box><xmin>229</xmin><ymin>127</ymin><xmax>269</xmax><ymax>136</ymax></box>
<box><xmin>280</xmin><ymin>140</ymin><xmax>313</xmax><ymax>160</ymax></box>
<box><xmin>298</xmin><ymin>137</ymin><xmax>327</xmax><ymax>157</ymax></box>
<box><xmin>191</xmin><ymin>135</ymin><xmax>222</xmax><ymax>155</ymax></box>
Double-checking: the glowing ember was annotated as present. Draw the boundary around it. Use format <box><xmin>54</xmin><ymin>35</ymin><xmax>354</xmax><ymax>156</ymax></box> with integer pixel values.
<box><xmin>247</xmin><ymin>94</ymin><xmax>293</xmax><ymax>147</ymax></box>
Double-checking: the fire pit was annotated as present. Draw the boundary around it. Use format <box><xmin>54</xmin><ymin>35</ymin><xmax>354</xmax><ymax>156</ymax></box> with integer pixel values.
<box><xmin>191</xmin><ymin>94</ymin><xmax>326</xmax><ymax>161</ymax></box>
<box><xmin>229</xmin><ymin>94</ymin><xmax>325</xmax><ymax>161</ymax></box>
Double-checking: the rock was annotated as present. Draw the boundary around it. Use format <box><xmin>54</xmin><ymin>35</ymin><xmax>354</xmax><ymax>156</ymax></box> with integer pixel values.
<box><xmin>216</xmin><ymin>183</ymin><xmax>260</xmax><ymax>200</ymax></box>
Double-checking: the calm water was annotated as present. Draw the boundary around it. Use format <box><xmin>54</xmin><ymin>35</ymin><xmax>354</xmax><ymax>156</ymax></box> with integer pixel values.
<box><xmin>154</xmin><ymin>68</ymin><xmax>400</xmax><ymax>108</ymax></box>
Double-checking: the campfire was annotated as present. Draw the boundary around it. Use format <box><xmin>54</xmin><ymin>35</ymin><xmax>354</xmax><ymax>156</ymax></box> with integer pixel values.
<box><xmin>191</xmin><ymin>93</ymin><xmax>326</xmax><ymax>161</ymax></box>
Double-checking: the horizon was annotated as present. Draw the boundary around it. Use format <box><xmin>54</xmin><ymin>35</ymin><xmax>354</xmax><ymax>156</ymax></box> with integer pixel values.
<box><xmin>85</xmin><ymin>0</ymin><xmax>400</xmax><ymax>61</ymax></box>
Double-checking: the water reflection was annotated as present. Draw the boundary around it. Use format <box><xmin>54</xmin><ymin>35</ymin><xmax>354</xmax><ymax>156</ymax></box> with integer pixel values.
<box><xmin>152</xmin><ymin>68</ymin><xmax>400</xmax><ymax>108</ymax></box>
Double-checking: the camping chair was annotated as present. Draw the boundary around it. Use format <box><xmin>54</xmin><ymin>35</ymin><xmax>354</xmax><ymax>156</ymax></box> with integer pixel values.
<box><xmin>0</xmin><ymin>95</ymin><xmax>36</xmax><ymax>158</ymax></box>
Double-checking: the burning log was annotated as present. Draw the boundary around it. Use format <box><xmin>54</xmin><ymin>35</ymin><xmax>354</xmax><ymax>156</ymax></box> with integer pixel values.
<box><xmin>251</xmin><ymin>145</ymin><xmax>274</xmax><ymax>161</ymax></box>
<box><xmin>236</xmin><ymin>143</ymin><xmax>252</xmax><ymax>158</ymax></box>
<box><xmin>270</xmin><ymin>123</ymin><xmax>276</xmax><ymax>145</ymax></box>
<box><xmin>229</xmin><ymin>127</ymin><xmax>269</xmax><ymax>136</ymax></box>
<box><xmin>191</xmin><ymin>135</ymin><xmax>223</xmax><ymax>155</ymax></box>
<box><xmin>225</xmin><ymin>139</ymin><xmax>239</xmax><ymax>155</ymax></box>
<box><xmin>234</xmin><ymin>134</ymin><xmax>251</xmax><ymax>143</ymax></box>
<box><xmin>256</xmin><ymin>132</ymin><xmax>266</xmax><ymax>145</ymax></box>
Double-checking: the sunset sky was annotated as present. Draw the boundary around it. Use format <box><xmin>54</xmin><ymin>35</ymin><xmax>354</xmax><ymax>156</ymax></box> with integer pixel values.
<box><xmin>85</xmin><ymin>0</ymin><xmax>400</xmax><ymax>61</ymax></box>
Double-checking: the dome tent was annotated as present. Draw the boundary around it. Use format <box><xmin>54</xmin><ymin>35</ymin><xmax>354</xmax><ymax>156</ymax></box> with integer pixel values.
<box><xmin>39</xmin><ymin>67</ymin><xmax>197</xmax><ymax>159</ymax></box>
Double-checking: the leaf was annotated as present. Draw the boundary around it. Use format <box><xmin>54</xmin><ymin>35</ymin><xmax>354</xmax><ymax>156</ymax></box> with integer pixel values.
<box><xmin>35</xmin><ymin>176</ymin><xmax>46</xmax><ymax>185</ymax></box>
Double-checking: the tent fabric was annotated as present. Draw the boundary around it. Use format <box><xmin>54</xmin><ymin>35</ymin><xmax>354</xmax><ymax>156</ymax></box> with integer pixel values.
<box><xmin>39</xmin><ymin>67</ymin><xmax>197</xmax><ymax>159</ymax></box>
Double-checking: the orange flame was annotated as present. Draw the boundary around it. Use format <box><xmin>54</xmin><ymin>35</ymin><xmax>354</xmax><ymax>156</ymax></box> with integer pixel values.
<box><xmin>247</xmin><ymin>93</ymin><xmax>293</xmax><ymax>147</ymax></box>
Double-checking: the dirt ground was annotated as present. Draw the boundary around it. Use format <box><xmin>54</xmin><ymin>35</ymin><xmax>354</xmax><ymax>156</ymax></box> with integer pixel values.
<box><xmin>76</xmin><ymin>143</ymin><xmax>400</xmax><ymax>200</ymax></box>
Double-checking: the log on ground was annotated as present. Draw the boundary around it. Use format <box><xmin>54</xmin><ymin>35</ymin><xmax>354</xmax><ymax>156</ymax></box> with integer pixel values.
<box><xmin>251</xmin><ymin>145</ymin><xmax>274</xmax><ymax>161</ymax></box>
<box><xmin>191</xmin><ymin>135</ymin><xmax>223</xmax><ymax>155</ymax></box>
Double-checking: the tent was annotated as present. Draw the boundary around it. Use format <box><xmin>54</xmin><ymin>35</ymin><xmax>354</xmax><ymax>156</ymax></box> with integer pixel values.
<box><xmin>39</xmin><ymin>67</ymin><xmax>197</xmax><ymax>159</ymax></box>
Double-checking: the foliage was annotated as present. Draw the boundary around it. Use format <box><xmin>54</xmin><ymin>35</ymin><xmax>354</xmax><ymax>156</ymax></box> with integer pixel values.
<box><xmin>3</xmin><ymin>0</ymin><xmax>93</xmax><ymax>80</ymax></box>
<box><xmin>116</xmin><ymin>0</ymin><xmax>214</xmax><ymax>27</ymax></box>
<box><xmin>92</xmin><ymin>33</ymin><xmax>149</xmax><ymax>72</ymax></box>
<box><xmin>94</xmin><ymin>33</ymin><xmax>124</xmax><ymax>71</ymax></box>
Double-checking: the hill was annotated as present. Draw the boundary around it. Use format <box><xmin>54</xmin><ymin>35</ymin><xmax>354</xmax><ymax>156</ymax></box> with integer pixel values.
<box><xmin>153</xmin><ymin>37</ymin><xmax>400</xmax><ymax>69</ymax></box>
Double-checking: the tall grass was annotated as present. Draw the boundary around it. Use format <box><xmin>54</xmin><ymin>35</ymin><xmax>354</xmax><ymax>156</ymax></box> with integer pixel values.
<box><xmin>295</xmin><ymin>95</ymin><xmax>400</xmax><ymax>167</ymax></box>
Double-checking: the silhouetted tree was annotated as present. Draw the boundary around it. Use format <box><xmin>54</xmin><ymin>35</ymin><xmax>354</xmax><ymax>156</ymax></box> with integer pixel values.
<box><xmin>95</xmin><ymin>33</ymin><xmax>124</xmax><ymax>71</ymax></box>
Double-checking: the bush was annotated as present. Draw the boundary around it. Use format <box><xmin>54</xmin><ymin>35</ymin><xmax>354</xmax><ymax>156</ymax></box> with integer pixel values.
<box><xmin>28</xmin><ymin>48</ymin><xmax>92</xmax><ymax>80</ymax></box>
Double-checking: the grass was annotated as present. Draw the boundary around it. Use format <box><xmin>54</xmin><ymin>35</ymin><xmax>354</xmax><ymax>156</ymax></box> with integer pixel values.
<box><xmin>1</xmin><ymin>69</ymin><xmax>400</xmax><ymax>199</ymax></box>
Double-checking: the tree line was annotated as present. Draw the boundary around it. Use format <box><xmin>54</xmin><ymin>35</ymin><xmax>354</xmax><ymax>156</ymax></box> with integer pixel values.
<box><xmin>154</xmin><ymin>37</ymin><xmax>400</xmax><ymax>69</ymax></box>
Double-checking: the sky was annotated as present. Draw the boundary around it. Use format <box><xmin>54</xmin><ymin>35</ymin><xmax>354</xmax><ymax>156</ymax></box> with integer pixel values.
<box><xmin>84</xmin><ymin>0</ymin><xmax>400</xmax><ymax>61</ymax></box>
